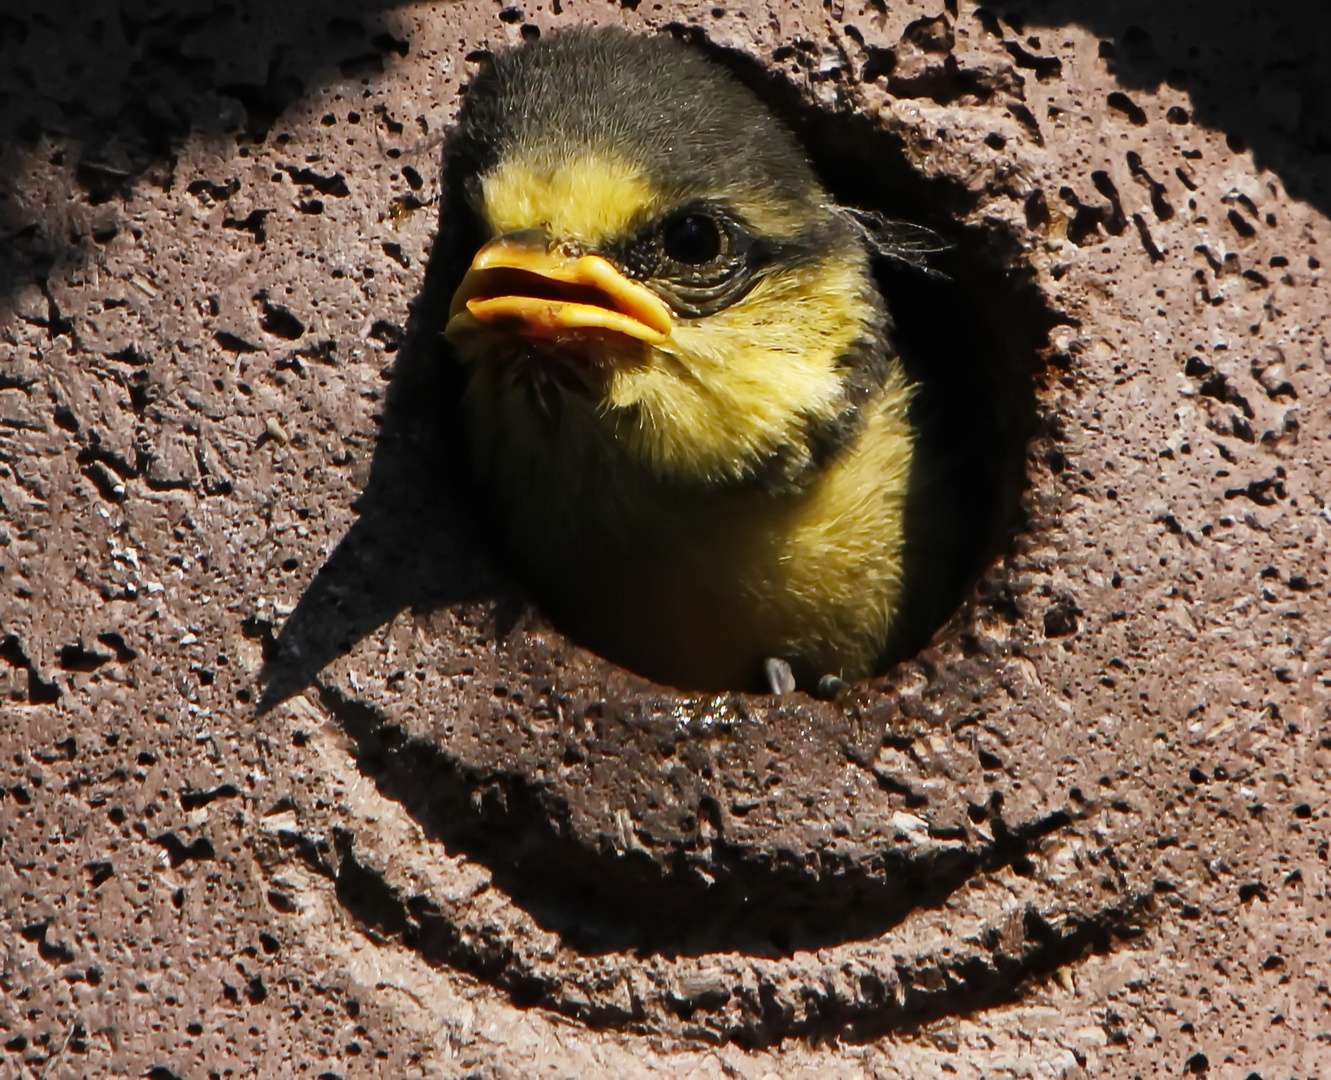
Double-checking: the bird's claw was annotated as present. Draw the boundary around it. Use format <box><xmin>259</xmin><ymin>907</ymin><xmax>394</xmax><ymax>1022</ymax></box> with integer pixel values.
<box><xmin>763</xmin><ymin>657</ymin><xmax>797</xmax><ymax>696</ymax></box>
<box><xmin>815</xmin><ymin>674</ymin><xmax>850</xmax><ymax>700</ymax></box>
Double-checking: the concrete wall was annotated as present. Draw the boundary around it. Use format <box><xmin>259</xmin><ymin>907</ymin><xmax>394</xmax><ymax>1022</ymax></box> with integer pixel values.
<box><xmin>1</xmin><ymin>2</ymin><xmax>1328</xmax><ymax>1076</ymax></box>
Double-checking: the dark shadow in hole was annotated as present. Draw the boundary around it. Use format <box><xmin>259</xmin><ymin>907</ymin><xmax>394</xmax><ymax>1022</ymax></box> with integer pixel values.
<box><xmin>676</xmin><ymin>28</ymin><xmax>1054</xmax><ymax>663</ymax></box>
<box><xmin>264</xmin><ymin>27</ymin><xmax>1061</xmax><ymax>956</ymax></box>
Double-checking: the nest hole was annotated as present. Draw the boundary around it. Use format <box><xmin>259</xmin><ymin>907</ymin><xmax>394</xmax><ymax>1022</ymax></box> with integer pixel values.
<box><xmin>390</xmin><ymin>30</ymin><xmax>1055</xmax><ymax>694</ymax></box>
<box><xmin>418</xmin><ymin>30</ymin><xmax>1052</xmax><ymax>692</ymax></box>
<box><xmin>279</xmin><ymin>30</ymin><xmax>1065</xmax><ymax>960</ymax></box>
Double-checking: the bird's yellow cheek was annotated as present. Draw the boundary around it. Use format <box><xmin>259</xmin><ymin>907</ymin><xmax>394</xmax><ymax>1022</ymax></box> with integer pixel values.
<box><xmin>604</xmin><ymin>251</ymin><xmax>878</xmax><ymax>482</ymax></box>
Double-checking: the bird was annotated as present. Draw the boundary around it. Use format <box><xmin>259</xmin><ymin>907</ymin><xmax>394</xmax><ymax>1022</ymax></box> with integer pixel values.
<box><xmin>440</xmin><ymin>27</ymin><xmax>928</xmax><ymax>695</ymax></box>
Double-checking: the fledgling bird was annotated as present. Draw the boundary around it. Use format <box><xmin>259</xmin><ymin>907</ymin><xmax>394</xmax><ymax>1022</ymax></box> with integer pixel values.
<box><xmin>442</xmin><ymin>28</ymin><xmax>923</xmax><ymax>693</ymax></box>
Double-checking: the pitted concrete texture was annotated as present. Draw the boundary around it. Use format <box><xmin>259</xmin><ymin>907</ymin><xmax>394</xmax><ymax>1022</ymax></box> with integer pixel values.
<box><xmin>2</xmin><ymin>1</ymin><xmax>1329</xmax><ymax>1078</ymax></box>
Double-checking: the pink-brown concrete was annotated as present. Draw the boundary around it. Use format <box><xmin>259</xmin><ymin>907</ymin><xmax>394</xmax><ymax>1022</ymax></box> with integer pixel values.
<box><xmin>1</xmin><ymin>1</ymin><xmax>1329</xmax><ymax>1077</ymax></box>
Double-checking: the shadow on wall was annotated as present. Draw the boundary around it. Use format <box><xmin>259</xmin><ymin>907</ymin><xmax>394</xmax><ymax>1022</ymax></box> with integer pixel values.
<box><xmin>252</xmin><ymin>271</ymin><xmax>507</xmax><ymax>710</ymax></box>
<box><xmin>1001</xmin><ymin>0</ymin><xmax>1330</xmax><ymax>210</ymax></box>
<box><xmin>0</xmin><ymin>0</ymin><xmax>416</xmax><ymax>316</ymax></box>
<box><xmin>2</xmin><ymin>1</ymin><xmax>1329</xmax><ymax>315</ymax></box>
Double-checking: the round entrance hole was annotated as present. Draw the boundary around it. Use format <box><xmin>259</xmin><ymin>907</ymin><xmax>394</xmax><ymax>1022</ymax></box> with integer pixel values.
<box><xmin>258</xmin><ymin>17</ymin><xmax>1157</xmax><ymax>1037</ymax></box>
<box><xmin>424</xmin><ymin>29</ymin><xmax>1052</xmax><ymax>695</ymax></box>
<box><xmin>266</xmin><ymin>28</ymin><xmax>1068</xmax><ymax>963</ymax></box>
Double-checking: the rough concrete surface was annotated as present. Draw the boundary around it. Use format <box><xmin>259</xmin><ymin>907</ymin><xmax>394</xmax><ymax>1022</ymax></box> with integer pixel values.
<box><xmin>1</xmin><ymin>0</ymin><xmax>1329</xmax><ymax>1077</ymax></box>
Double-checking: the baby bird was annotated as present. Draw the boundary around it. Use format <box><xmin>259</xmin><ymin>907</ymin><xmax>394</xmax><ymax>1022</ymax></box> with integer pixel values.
<box><xmin>442</xmin><ymin>28</ymin><xmax>916</xmax><ymax>693</ymax></box>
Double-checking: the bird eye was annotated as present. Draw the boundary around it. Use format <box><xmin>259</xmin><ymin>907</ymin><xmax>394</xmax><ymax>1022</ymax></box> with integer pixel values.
<box><xmin>661</xmin><ymin>212</ymin><xmax>723</xmax><ymax>265</ymax></box>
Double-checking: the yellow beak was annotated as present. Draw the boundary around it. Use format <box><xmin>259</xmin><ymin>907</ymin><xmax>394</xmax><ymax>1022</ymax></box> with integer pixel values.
<box><xmin>445</xmin><ymin>236</ymin><xmax>673</xmax><ymax>346</ymax></box>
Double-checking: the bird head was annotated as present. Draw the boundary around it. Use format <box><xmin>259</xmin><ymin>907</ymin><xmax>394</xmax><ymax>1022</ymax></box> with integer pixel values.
<box><xmin>443</xmin><ymin>29</ymin><xmax>890</xmax><ymax>491</ymax></box>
